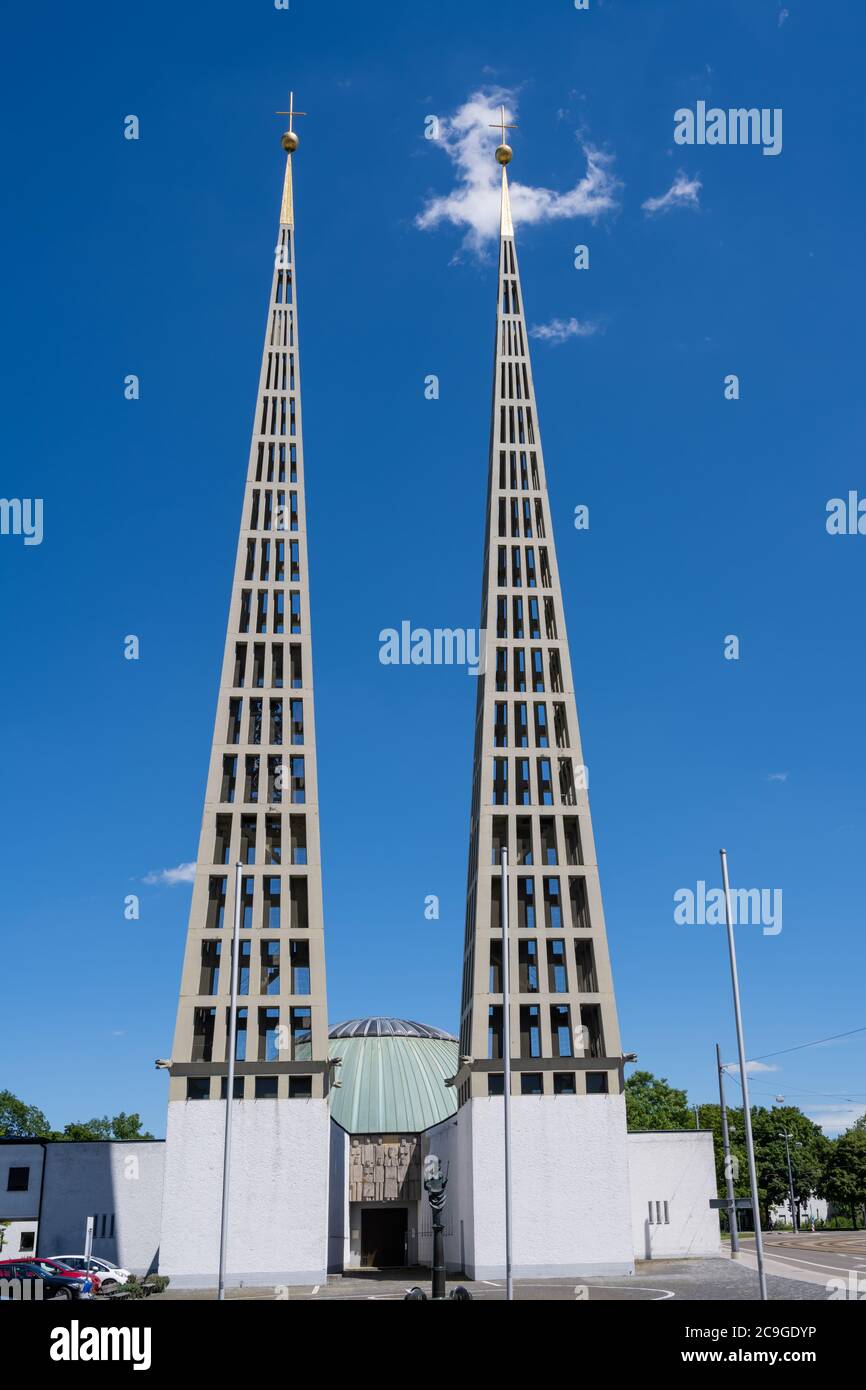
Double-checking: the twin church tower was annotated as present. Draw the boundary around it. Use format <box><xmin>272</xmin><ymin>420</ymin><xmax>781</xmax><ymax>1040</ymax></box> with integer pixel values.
<box><xmin>159</xmin><ymin>104</ymin><xmax>634</xmax><ymax>1284</ymax></box>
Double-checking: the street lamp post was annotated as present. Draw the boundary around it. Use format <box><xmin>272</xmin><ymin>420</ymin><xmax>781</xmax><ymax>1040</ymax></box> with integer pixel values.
<box><xmin>423</xmin><ymin>1154</ymin><xmax>448</xmax><ymax>1300</ymax></box>
<box><xmin>778</xmin><ymin>1131</ymin><xmax>798</xmax><ymax>1234</ymax></box>
<box><xmin>720</xmin><ymin>849</ymin><xmax>768</xmax><ymax>1301</ymax></box>
<box><xmin>401</xmin><ymin>1158</ymin><xmax>472</xmax><ymax>1301</ymax></box>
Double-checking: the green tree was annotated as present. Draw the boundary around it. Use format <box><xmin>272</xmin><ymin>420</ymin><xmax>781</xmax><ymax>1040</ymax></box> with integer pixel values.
<box><xmin>687</xmin><ymin>1102</ymin><xmax>750</xmax><ymax>1205</ymax></box>
<box><xmin>0</xmin><ymin>1091</ymin><xmax>153</xmax><ymax>1142</ymax></box>
<box><xmin>625</xmin><ymin>1071</ymin><xmax>692</xmax><ymax>1131</ymax></box>
<box><xmin>750</xmin><ymin>1106</ymin><xmax>829</xmax><ymax>1228</ymax></box>
<box><xmin>109</xmin><ymin>1113</ymin><xmax>153</xmax><ymax>1141</ymax></box>
<box><xmin>57</xmin><ymin>1113</ymin><xmax>153</xmax><ymax>1141</ymax></box>
<box><xmin>0</xmin><ymin>1089</ymin><xmax>51</xmax><ymax>1138</ymax></box>
<box><xmin>58</xmin><ymin>1117</ymin><xmax>114</xmax><ymax>1141</ymax></box>
<box><xmin>823</xmin><ymin>1124</ymin><xmax>866</xmax><ymax>1229</ymax></box>
<box><xmin>700</xmin><ymin>1102</ymin><xmax>828</xmax><ymax>1228</ymax></box>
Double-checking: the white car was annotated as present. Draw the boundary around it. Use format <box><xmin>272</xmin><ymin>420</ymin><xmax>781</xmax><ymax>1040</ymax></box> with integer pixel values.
<box><xmin>48</xmin><ymin>1255</ymin><xmax>132</xmax><ymax>1287</ymax></box>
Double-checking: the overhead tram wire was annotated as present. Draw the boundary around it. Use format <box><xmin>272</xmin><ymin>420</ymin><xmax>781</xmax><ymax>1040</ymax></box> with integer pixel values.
<box><xmin>729</xmin><ymin>1075</ymin><xmax>866</xmax><ymax>1103</ymax></box>
<box><xmin>747</xmin><ymin>1023</ymin><xmax>866</xmax><ymax>1064</ymax></box>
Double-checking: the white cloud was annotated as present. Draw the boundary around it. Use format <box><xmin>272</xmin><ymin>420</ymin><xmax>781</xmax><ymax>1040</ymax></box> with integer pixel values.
<box><xmin>529</xmin><ymin>317</ymin><xmax>600</xmax><ymax>344</ymax></box>
<box><xmin>723</xmin><ymin>1060</ymin><xmax>779</xmax><ymax>1074</ymax></box>
<box><xmin>804</xmin><ymin>1103</ymin><xmax>865</xmax><ymax>1136</ymax></box>
<box><xmin>766</xmin><ymin>771</ymin><xmax>789</xmax><ymax>782</ymax></box>
<box><xmin>143</xmin><ymin>862</ymin><xmax>196</xmax><ymax>886</ymax></box>
<box><xmin>416</xmin><ymin>87</ymin><xmax>620</xmax><ymax>255</ymax></box>
<box><xmin>642</xmin><ymin>171</ymin><xmax>702</xmax><ymax>216</ymax></box>
<box><xmin>778</xmin><ymin>7</ymin><xmax>790</xmax><ymax>27</ymax></box>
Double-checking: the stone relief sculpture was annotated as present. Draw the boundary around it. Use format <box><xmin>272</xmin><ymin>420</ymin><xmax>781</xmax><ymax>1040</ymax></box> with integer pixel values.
<box><xmin>362</xmin><ymin>1158</ymin><xmax>375</xmax><ymax>1200</ymax></box>
<box><xmin>347</xmin><ymin>1135</ymin><xmax>422</xmax><ymax>1202</ymax></box>
<box><xmin>349</xmin><ymin>1137</ymin><xmax>363</xmax><ymax>1195</ymax></box>
<box><xmin>384</xmin><ymin>1143</ymin><xmax>399</xmax><ymax>1201</ymax></box>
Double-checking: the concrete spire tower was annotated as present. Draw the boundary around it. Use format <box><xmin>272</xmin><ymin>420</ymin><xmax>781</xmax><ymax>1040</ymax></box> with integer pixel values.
<box><xmin>443</xmin><ymin>114</ymin><xmax>634</xmax><ymax>1277</ymax></box>
<box><xmin>159</xmin><ymin>101</ymin><xmax>331</xmax><ymax>1287</ymax></box>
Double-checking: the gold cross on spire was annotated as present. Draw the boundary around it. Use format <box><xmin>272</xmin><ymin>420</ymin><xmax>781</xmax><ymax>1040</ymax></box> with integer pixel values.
<box><xmin>275</xmin><ymin>90</ymin><xmax>308</xmax><ymax>152</ymax></box>
<box><xmin>489</xmin><ymin>104</ymin><xmax>518</xmax><ymax>145</ymax></box>
<box><xmin>276</xmin><ymin>90</ymin><xmax>308</xmax><ymax>131</ymax></box>
<box><xmin>490</xmin><ymin>104</ymin><xmax>517</xmax><ymax>167</ymax></box>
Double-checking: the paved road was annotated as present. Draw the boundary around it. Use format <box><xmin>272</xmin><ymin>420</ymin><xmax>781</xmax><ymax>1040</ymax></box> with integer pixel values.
<box><xmin>158</xmin><ymin>1257</ymin><xmax>828</xmax><ymax>1301</ymax></box>
<box><xmin>736</xmin><ymin>1231</ymin><xmax>866</xmax><ymax>1290</ymax></box>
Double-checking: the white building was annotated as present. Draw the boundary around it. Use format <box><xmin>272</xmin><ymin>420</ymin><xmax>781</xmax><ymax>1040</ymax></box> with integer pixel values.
<box><xmin>2</xmin><ymin>1020</ymin><xmax>719</xmax><ymax>1283</ymax></box>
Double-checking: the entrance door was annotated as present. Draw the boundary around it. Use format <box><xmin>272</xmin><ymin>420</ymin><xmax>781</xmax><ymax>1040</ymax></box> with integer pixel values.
<box><xmin>360</xmin><ymin>1207</ymin><xmax>408</xmax><ymax>1268</ymax></box>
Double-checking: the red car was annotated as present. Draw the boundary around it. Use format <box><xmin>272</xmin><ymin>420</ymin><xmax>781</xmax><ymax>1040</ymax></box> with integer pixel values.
<box><xmin>0</xmin><ymin>1258</ymin><xmax>101</xmax><ymax>1292</ymax></box>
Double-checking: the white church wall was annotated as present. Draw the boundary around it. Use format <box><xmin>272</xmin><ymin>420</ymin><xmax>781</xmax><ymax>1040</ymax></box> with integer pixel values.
<box><xmin>459</xmin><ymin>1094</ymin><xmax>634</xmax><ymax>1278</ymax></box>
<box><xmin>160</xmin><ymin>1099</ymin><xmax>329</xmax><ymax>1287</ymax></box>
<box><xmin>37</xmin><ymin>1141</ymin><xmax>164</xmax><ymax>1275</ymax></box>
<box><xmin>627</xmin><ymin>1131</ymin><xmax>720</xmax><ymax>1259</ymax></box>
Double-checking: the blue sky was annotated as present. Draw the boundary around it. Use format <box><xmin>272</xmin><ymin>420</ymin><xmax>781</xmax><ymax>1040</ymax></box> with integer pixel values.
<box><xmin>2</xmin><ymin>0</ymin><xmax>865</xmax><ymax>1138</ymax></box>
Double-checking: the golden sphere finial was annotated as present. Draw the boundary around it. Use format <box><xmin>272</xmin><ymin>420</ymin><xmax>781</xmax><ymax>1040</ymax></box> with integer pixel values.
<box><xmin>282</xmin><ymin>129</ymin><xmax>299</xmax><ymax>153</ymax></box>
<box><xmin>495</xmin><ymin>143</ymin><xmax>512</xmax><ymax>166</ymax></box>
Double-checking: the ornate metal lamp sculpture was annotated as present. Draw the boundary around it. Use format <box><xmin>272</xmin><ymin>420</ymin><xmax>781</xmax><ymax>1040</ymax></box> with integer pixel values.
<box><xmin>404</xmin><ymin>1154</ymin><xmax>472</xmax><ymax>1301</ymax></box>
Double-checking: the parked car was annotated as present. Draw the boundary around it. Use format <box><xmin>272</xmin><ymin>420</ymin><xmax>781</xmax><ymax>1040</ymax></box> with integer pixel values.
<box><xmin>49</xmin><ymin>1255</ymin><xmax>131</xmax><ymax>1288</ymax></box>
<box><xmin>0</xmin><ymin>1260</ymin><xmax>93</xmax><ymax>1300</ymax></box>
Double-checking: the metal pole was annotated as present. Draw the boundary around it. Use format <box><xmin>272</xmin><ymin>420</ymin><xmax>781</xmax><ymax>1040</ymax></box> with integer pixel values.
<box><xmin>84</xmin><ymin>1215</ymin><xmax>94</xmax><ymax>1272</ymax></box>
<box><xmin>430</xmin><ymin>1173</ymin><xmax>447</xmax><ymax>1300</ymax></box>
<box><xmin>780</xmin><ymin>1132</ymin><xmax>797</xmax><ymax>1234</ymax></box>
<box><xmin>716</xmin><ymin>1043</ymin><xmax>739</xmax><ymax>1254</ymax></box>
<box><xmin>218</xmin><ymin>861</ymin><xmax>243</xmax><ymax>1300</ymax></box>
<box><xmin>720</xmin><ymin>849</ymin><xmax>767</xmax><ymax>1300</ymax></box>
<box><xmin>501</xmin><ymin>847</ymin><xmax>513</xmax><ymax>1301</ymax></box>
<box><xmin>431</xmin><ymin>1212</ymin><xmax>446</xmax><ymax>1299</ymax></box>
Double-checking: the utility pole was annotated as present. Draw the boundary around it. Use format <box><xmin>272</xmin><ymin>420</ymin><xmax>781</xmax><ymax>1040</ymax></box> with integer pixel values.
<box><xmin>720</xmin><ymin>849</ymin><xmax>768</xmax><ymax>1300</ymax></box>
<box><xmin>716</xmin><ymin>1043</ymin><xmax>739</xmax><ymax>1254</ymax></box>
<box><xmin>779</xmin><ymin>1131</ymin><xmax>798</xmax><ymax>1234</ymax></box>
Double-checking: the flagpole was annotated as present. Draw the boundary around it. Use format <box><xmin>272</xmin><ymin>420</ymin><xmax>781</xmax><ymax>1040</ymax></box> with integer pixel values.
<box><xmin>716</xmin><ymin>1042</ymin><xmax>740</xmax><ymax>1255</ymax></box>
<box><xmin>720</xmin><ymin>849</ymin><xmax>767</xmax><ymax>1300</ymax></box>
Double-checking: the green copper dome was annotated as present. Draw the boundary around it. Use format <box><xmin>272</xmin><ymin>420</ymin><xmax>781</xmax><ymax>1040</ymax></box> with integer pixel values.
<box><xmin>327</xmin><ymin>1018</ymin><xmax>459</xmax><ymax>1135</ymax></box>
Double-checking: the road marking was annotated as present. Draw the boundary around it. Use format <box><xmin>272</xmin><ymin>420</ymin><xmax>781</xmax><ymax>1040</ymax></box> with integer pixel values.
<box><xmin>762</xmin><ymin>1251</ymin><xmax>861</xmax><ymax>1275</ymax></box>
<box><xmin>590</xmin><ymin>1284</ymin><xmax>676</xmax><ymax>1300</ymax></box>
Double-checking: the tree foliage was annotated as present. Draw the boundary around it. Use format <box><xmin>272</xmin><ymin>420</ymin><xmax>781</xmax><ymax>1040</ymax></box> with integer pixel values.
<box><xmin>823</xmin><ymin>1121</ymin><xmax>866</xmax><ymax>1227</ymax></box>
<box><xmin>0</xmin><ymin>1091</ymin><xmax>153</xmax><ymax>1142</ymax></box>
<box><xmin>0</xmin><ymin>1090</ymin><xmax>52</xmax><ymax>1138</ymax></box>
<box><xmin>625</xmin><ymin>1070</ymin><xmax>692</xmax><ymax>1131</ymax></box>
<box><xmin>623</xmin><ymin>1074</ymin><xmax>866</xmax><ymax>1229</ymax></box>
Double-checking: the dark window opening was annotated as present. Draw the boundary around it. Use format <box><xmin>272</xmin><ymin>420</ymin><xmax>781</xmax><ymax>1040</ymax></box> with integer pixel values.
<box><xmin>7</xmin><ymin>1167</ymin><xmax>29</xmax><ymax>1193</ymax></box>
